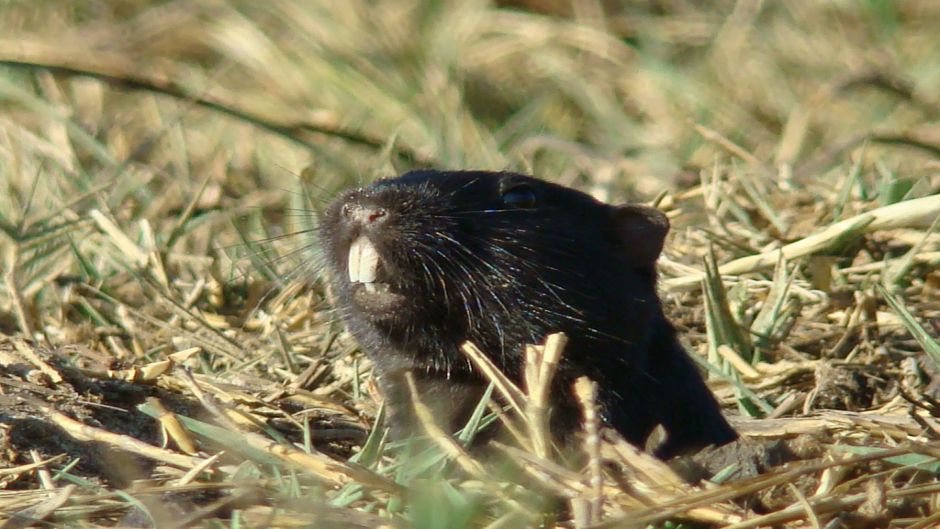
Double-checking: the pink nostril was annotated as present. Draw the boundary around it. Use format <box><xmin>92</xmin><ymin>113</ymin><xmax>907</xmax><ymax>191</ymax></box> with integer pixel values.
<box><xmin>366</xmin><ymin>208</ymin><xmax>386</xmax><ymax>224</ymax></box>
<box><xmin>345</xmin><ymin>204</ymin><xmax>387</xmax><ymax>225</ymax></box>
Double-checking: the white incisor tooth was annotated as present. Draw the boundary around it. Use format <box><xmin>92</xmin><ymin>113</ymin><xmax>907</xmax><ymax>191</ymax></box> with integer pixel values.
<box><xmin>348</xmin><ymin>236</ymin><xmax>379</xmax><ymax>284</ymax></box>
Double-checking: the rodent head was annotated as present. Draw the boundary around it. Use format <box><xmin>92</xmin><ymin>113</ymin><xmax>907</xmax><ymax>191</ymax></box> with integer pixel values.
<box><xmin>319</xmin><ymin>170</ymin><xmax>670</xmax><ymax>365</ymax></box>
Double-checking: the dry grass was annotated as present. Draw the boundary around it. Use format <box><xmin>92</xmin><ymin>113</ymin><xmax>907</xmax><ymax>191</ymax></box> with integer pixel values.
<box><xmin>0</xmin><ymin>1</ymin><xmax>939</xmax><ymax>527</ymax></box>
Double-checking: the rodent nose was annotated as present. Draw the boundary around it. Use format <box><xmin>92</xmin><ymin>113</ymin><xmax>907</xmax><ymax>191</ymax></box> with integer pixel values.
<box><xmin>342</xmin><ymin>203</ymin><xmax>388</xmax><ymax>227</ymax></box>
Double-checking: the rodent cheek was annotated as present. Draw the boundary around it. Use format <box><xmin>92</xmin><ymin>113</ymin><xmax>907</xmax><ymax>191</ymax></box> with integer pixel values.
<box><xmin>453</xmin><ymin>218</ymin><xmax>482</xmax><ymax>240</ymax></box>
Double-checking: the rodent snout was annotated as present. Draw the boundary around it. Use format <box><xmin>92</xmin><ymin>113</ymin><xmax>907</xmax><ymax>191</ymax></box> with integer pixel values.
<box><xmin>341</xmin><ymin>203</ymin><xmax>388</xmax><ymax>229</ymax></box>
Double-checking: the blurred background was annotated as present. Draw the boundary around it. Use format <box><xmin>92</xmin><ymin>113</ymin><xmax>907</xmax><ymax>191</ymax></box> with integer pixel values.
<box><xmin>3</xmin><ymin>1</ymin><xmax>939</xmax><ymax>205</ymax></box>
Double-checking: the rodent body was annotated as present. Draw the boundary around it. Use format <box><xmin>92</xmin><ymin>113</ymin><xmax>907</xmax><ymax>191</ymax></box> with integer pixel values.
<box><xmin>319</xmin><ymin>170</ymin><xmax>736</xmax><ymax>458</ymax></box>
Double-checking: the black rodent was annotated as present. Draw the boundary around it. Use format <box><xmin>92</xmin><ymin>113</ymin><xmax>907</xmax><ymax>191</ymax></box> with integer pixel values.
<box><xmin>319</xmin><ymin>170</ymin><xmax>736</xmax><ymax>458</ymax></box>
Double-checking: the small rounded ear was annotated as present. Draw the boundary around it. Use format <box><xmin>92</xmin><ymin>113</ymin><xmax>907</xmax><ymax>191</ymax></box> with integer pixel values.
<box><xmin>610</xmin><ymin>205</ymin><xmax>670</xmax><ymax>267</ymax></box>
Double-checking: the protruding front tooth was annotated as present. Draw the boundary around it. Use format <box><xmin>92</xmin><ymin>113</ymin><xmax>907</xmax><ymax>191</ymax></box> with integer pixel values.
<box><xmin>348</xmin><ymin>236</ymin><xmax>379</xmax><ymax>284</ymax></box>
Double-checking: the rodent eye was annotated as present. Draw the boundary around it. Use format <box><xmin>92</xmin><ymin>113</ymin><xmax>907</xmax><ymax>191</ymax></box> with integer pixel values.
<box><xmin>500</xmin><ymin>185</ymin><xmax>538</xmax><ymax>209</ymax></box>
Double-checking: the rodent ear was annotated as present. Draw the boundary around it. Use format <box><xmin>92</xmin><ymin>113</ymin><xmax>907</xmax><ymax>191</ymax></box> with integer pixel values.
<box><xmin>610</xmin><ymin>205</ymin><xmax>670</xmax><ymax>267</ymax></box>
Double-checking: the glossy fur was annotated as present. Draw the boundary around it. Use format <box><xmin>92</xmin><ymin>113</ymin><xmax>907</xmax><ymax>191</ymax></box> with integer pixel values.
<box><xmin>319</xmin><ymin>170</ymin><xmax>736</xmax><ymax>458</ymax></box>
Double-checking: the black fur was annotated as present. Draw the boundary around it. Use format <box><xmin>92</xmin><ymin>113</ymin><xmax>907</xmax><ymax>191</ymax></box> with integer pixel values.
<box><xmin>319</xmin><ymin>170</ymin><xmax>736</xmax><ymax>458</ymax></box>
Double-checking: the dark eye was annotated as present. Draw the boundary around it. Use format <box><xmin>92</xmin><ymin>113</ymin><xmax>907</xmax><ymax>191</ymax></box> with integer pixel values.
<box><xmin>500</xmin><ymin>185</ymin><xmax>538</xmax><ymax>209</ymax></box>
